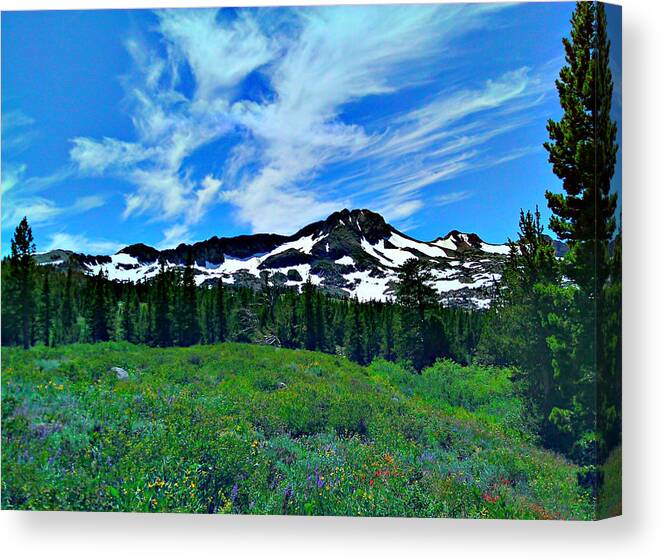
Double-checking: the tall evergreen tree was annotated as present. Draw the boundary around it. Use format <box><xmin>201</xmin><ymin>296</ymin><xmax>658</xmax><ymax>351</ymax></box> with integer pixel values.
<box><xmin>303</xmin><ymin>278</ymin><xmax>316</xmax><ymax>351</ymax></box>
<box><xmin>59</xmin><ymin>267</ymin><xmax>74</xmax><ymax>344</ymax></box>
<box><xmin>543</xmin><ymin>1</ymin><xmax>619</xmax><ymax>460</ymax></box>
<box><xmin>1</xmin><ymin>260</ymin><xmax>20</xmax><ymax>346</ymax></box>
<box><xmin>380</xmin><ymin>304</ymin><xmax>396</xmax><ymax>361</ymax></box>
<box><xmin>153</xmin><ymin>257</ymin><xmax>172</xmax><ymax>346</ymax></box>
<box><xmin>314</xmin><ymin>292</ymin><xmax>327</xmax><ymax>352</ymax></box>
<box><xmin>40</xmin><ymin>271</ymin><xmax>52</xmax><ymax>346</ymax></box>
<box><xmin>478</xmin><ymin>208</ymin><xmax>560</xmax><ymax>440</ymax></box>
<box><xmin>9</xmin><ymin>217</ymin><xmax>36</xmax><ymax>349</ymax></box>
<box><xmin>90</xmin><ymin>270</ymin><xmax>109</xmax><ymax>342</ymax></box>
<box><xmin>120</xmin><ymin>290</ymin><xmax>138</xmax><ymax>343</ymax></box>
<box><xmin>545</xmin><ymin>1</ymin><xmax>618</xmax><ymax>293</ymax></box>
<box><xmin>214</xmin><ymin>279</ymin><xmax>227</xmax><ymax>343</ymax></box>
<box><xmin>177</xmin><ymin>254</ymin><xmax>200</xmax><ymax>346</ymax></box>
<box><xmin>395</xmin><ymin>258</ymin><xmax>436</xmax><ymax>371</ymax></box>
<box><xmin>344</xmin><ymin>301</ymin><xmax>364</xmax><ymax>365</ymax></box>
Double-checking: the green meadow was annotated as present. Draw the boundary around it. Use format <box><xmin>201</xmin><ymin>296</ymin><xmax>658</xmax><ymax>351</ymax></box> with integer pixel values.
<box><xmin>2</xmin><ymin>342</ymin><xmax>593</xmax><ymax>519</ymax></box>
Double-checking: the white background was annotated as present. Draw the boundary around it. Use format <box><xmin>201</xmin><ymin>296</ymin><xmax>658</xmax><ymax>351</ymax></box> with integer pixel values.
<box><xmin>1</xmin><ymin>1</ymin><xmax>659</xmax><ymax>558</ymax></box>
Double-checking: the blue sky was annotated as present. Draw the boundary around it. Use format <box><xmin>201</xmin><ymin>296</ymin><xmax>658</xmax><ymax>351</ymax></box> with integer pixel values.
<box><xmin>1</xmin><ymin>3</ymin><xmax>621</xmax><ymax>255</ymax></box>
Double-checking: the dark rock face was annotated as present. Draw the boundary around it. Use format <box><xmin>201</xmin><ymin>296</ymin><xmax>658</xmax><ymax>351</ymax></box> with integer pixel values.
<box><xmin>35</xmin><ymin>208</ymin><xmax>554</xmax><ymax>309</ymax></box>
<box><xmin>119</xmin><ymin>243</ymin><xmax>160</xmax><ymax>264</ymax></box>
<box><xmin>286</xmin><ymin>269</ymin><xmax>303</xmax><ymax>282</ymax></box>
<box><xmin>259</xmin><ymin>249</ymin><xmax>313</xmax><ymax>270</ymax></box>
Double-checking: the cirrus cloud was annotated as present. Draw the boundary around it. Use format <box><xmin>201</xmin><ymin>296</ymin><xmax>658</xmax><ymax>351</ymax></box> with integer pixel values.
<box><xmin>67</xmin><ymin>4</ymin><xmax>550</xmax><ymax>242</ymax></box>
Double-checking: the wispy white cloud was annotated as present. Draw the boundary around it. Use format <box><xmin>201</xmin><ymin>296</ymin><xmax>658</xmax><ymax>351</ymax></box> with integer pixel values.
<box><xmin>1</xmin><ymin>163</ymin><xmax>27</xmax><ymax>194</ymax></box>
<box><xmin>222</xmin><ymin>4</ymin><xmax>511</xmax><ymax>232</ymax></box>
<box><xmin>66</xmin><ymin>4</ymin><xmax>547</xmax><ymax>241</ymax></box>
<box><xmin>156</xmin><ymin>9</ymin><xmax>274</xmax><ymax>102</ymax></box>
<box><xmin>68</xmin><ymin>8</ymin><xmax>278</xmax><ymax>239</ymax></box>
<box><xmin>337</xmin><ymin>67</ymin><xmax>548</xmax><ymax>224</ymax></box>
<box><xmin>3</xmin><ymin>197</ymin><xmax>63</xmax><ymax>228</ymax></box>
<box><xmin>159</xmin><ymin>223</ymin><xmax>192</xmax><ymax>249</ymax></box>
<box><xmin>72</xmin><ymin>195</ymin><xmax>107</xmax><ymax>212</ymax></box>
<box><xmin>1</xmin><ymin>162</ymin><xmax>106</xmax><ymax>230</ymax></box>
<box><xmin>2</xmin><ymin>112</ymin><xmax>85</xmax><ymax>232</ymax></box>
<box><xmin>435</xmin><ymin>191</ymin><xmax>472</xmax><ymax>207</ymax></box>
<box><xmin>44</xmin><ymin>232</ymin><xmax>122</xmax><ymax>255</ymax></box>
<box><xmin>187</xmin><ymin>174</ymin><xmax>223</xmax><ymax>225</ymax></box>
<box><xmin>1</xmin><ymin>110</ymin><xmax>36</xmax><ymax>154</ymax></box>
<box><xmin>70</xmin><ymin>137</ymin><xmax>153</xmax><ymax>175</ymax></box>
<box><xmin>2</xmin><ymin>192</ymin><xmax>107</xmax><ymax>230</ymax></box>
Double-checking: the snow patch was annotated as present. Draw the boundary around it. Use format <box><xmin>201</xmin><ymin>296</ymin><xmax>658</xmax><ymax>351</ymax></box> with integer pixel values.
<box><xmin>480</xmin><ymin>242</ymin><xmax>510</xmax><ymax>255</ymax></box>
<box><xmin>344</xmin><ymin>269</ymin><xmax>396</xmax><ymax>302</ymax></box>
<box><xmin>388</xmin><ymin>232</ymin><xmax>448</xmax><ymax>258</ymax></box>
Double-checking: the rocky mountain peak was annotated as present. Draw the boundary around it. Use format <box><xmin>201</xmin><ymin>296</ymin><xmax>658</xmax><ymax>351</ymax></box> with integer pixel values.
<box><xmin>297</xmin><ymin>208</ymin><xmax>391</xmax><ymax>243</ymax></box>
<box><xmin>35</xmin><ymin>208</ymin><xmax>517</xmax><ymax>309</ymax></box>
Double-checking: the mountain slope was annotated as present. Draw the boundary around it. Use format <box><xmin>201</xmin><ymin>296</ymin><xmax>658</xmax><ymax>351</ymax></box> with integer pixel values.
<box><xmin>36</xmin><ymin>208</ymin><xmax>512</xmax><ymax>309</ymax></box>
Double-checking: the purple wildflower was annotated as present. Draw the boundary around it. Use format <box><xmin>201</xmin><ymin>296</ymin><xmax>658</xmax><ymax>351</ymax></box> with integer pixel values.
<box><xmin>419</xmin><ymin>450</ymin><xmax>436</xmax><ymax>463</ymax></box>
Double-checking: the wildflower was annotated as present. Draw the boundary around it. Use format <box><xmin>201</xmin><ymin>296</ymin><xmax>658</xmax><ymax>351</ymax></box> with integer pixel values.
<box><xmin>482</xmin><ymin>492</ymin><xmax>500</xmax><ymax>504</ymax></box>
<box><xmin>230</xmin><ymin>483</ymin><xmax>239</xmax><ymax>503</ymax></box>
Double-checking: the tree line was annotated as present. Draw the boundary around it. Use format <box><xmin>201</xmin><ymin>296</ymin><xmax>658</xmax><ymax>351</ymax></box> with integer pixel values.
<box><xmin>1</xmin><ymin>233</ymin><xmax>483</xmax><ymax>371</ymax></box>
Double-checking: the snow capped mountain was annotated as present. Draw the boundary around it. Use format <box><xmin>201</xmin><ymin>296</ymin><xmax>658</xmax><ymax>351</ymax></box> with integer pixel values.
<box><xmin>35</xmin><ymin>209</ymin><xmax>512</xmax><ymax>309</ymax></box>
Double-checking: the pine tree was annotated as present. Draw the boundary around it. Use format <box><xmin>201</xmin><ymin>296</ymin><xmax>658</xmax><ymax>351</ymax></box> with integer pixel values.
<box><xmin>543</xmin><ymin>1</ymin><xmax>619</xmax><ymax>461</ymax></box>
<box><xmin>478</xmin><ymin>208</ymin><xmax>561</xmax><ymax>441</ymax></box>
<box><xmin>40</xmin><ymin>271</ymin><xmax>52</xmax><ymax>346</ymax></box>
<box><xmin>282</xmin><ymin>294</ymin><xmax>300</xmax><ymax>349</ymax></box>
<box><xmin>314</xmin><ymin>292</ymin><xmax>327</xmax><ymax>352</ymax></box>
<box><xmin>59</xmin><ymin>267</ymin><xmax>74</xmax><ymax>344</ymax></box>
<box><xmin>303</xmin><ymin>278</ymin><xmax>316</xmax><ymax>351</ymax></box>
<box><xmin>1</xmin><ymin>259</ymin><xmax>21</xmax><ymax>346</ymax></box>
<box><xmin>214</xmin><ymin>279</ymin><xmax>227</xmax><ymax>343</ymax></box>
<box><xmin>363</xmin><ymin>304</ymin><xmax>380</xmax><ymax>363</ymax></box>
<box><xmin>9</xmin><ymin>217</ymin><xmax>36</xmax><ymax>348</ymax></box>
<box><xmin>153</xmin><ymin>257</ymin><xmax>172</xmax><ymax>346</ymax></box>
<box><xmin>395</xmin><ymin>258</ymin><xmax>436</xmax><ymax>371</ymax></box>
<box><xmin>120</xmin><ymin>290</ymin><xmax>138</xmax><ymax>343</ymax></box>
<box><xmin>176</xmin><ymin>254</ymin><xmax>200</xmax><ymax>346</ymax></box>
<box><xmin>90</xmin><ymin>270</ymin><xmax>109</xmax><ymax>342</ymax></box>
<box><xmin>344</xmin><ymin>301</ymin><xmax>364</xmax><ymax>365</ymax></box>
<box><xmin>137</xmin><ymin>300</ymin><xmax>152</xmax><ymax>344</ymax></box>
<box><xmin>380</xmin><ymin>304</ymin><xmax>395</xmax><ymax>361</ymax></box>
<box><xmin>545</xmin><ymin>1</ymin><xmax>618</xmax><ymax>293</ymax></box>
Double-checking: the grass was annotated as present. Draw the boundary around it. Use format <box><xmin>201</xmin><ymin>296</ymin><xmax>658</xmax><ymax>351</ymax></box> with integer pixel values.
<box><xmin>1</xmin><ymin>342</ymin><xmax>593</xmax><ymax>518</ymax></box>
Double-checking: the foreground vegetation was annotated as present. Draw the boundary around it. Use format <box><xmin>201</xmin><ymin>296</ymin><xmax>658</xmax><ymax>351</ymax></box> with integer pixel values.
<box><xmin>2</xmin><ymin>342</ymin><xmax>593</xmax><ymax>518</ymax></box>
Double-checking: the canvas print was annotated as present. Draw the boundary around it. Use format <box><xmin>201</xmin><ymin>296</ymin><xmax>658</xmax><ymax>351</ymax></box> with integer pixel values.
<box><xmin>1</xmin><ymin>2</ymin><xmax>622</xmax><ymax>519</ymax></box>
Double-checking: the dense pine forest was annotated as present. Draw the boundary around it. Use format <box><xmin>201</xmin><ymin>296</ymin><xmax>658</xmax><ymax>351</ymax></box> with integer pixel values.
<box><xmin>1</xmin><ymin>243</ymin><xmax>484</xmax><ymax>369</ymax></box>
<box><xmin>1</xmin><ymin>2</ymin><xmax>621</xmax><ymax>516</ymax></box>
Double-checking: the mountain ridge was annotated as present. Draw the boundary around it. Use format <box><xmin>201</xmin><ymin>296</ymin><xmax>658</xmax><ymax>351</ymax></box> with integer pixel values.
<box><xmin>36</xmin><ymin>208</ymin><xmax>517</xmax><ymax>309</ymax></box>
